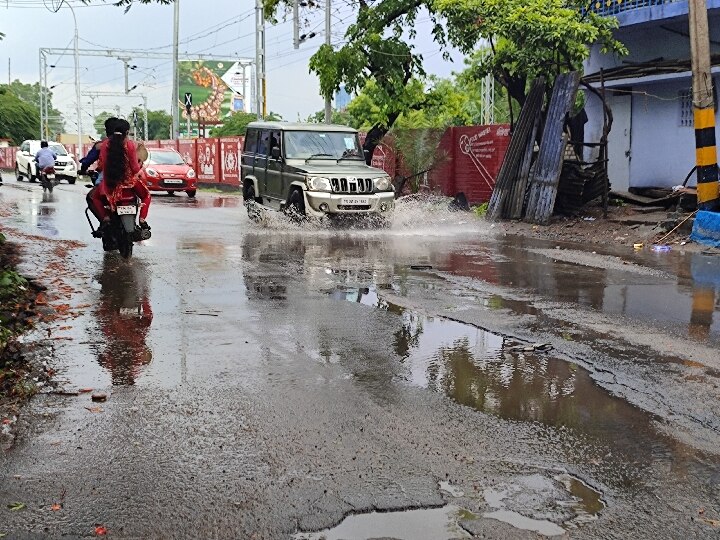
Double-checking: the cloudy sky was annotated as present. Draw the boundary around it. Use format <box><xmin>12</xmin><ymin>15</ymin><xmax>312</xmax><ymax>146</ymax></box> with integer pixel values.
<box><xmin>1</xmin><ymin>0</ymin><xmax>461</xmax><ymax>136</ymax></box>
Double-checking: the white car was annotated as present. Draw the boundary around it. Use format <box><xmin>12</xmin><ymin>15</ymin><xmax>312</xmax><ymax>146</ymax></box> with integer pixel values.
<box><xmin>15</xmin><ymin>140</ymin><xmax>78</xmax><ymax>184</ymax></box>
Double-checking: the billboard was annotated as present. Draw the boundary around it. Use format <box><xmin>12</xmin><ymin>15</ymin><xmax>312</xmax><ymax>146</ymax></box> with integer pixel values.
<box><xmin>179</xmin><ymin>60</ymin><xmax>249</xmax><ymax>134</ymax></box>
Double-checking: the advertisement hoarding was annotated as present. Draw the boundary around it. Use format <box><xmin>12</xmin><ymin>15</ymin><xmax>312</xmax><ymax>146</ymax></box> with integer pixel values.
<box><xmin>179</xmin><ymin>60</ymin><xmax>248</xmax><ymax>136</ymax></box>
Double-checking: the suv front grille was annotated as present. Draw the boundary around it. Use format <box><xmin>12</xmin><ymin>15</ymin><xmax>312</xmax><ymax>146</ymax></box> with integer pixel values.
<box><xmin>330</xmin><ymin>178</ymin><xmax>374</xmax><ymax>193</ymax></box>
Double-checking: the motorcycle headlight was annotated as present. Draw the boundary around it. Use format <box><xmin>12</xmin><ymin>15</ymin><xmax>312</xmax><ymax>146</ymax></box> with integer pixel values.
<box><xmin>146</xmin><ymin>168</ymin><xmax>159</xmax><ymax>178</ymax></box>
<box><xmin>306</xmin><ymin>176</ymin><xmax>332</xmax><ymax>191</ymax></box>
<box><xmin>186</xmin><ymin>168</ymin><xmax>196</xmax><ymax>178</ymax></box>
<box><xmin>374</xmin><ymin>176</ymin><xmax>392</xmax><ymax>191</ymax></box>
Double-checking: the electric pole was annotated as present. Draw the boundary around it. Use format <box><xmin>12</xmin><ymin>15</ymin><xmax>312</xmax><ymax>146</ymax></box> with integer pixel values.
<box><xmin>256</xmin><ymin>0</ymin><xmax>266</xmax><ymax>119</ymax></box>
<box><xmin>324</xmin><ymin>0</ymin><xmax>332</xmax><ymax>124</ymax></box>
<box><xmin>171</xmin><ymin>0</ymin><xmax>180</xmax><ymax>138</ymax></box>
<box><xmin>689</xmin><ymin>0</ymin><xmax>719</xmax><ymax>210</ymax></box>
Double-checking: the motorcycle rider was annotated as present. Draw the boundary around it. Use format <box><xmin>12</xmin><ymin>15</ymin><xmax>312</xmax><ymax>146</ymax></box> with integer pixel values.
<box><xmin>80</xmin><ymin>116</ymin><xmax>117</xmax><ymax>185</ymax></box>
<box><xmin>34</xmin><ymin>140</ymin><xmax>57</xmax><ymax>182</ymax></box>
<box><xmin>87</xmin><ymin>118</ymin><xmax>151</xmax><ymax>237</ymax></box>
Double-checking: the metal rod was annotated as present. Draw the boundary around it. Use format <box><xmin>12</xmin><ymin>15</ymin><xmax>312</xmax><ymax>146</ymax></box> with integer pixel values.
<box><xmin>38</xmin><ymin>50</ymin><xmax>44</xmax><ymax>139</ymax></box>
<box><xmin>65</xmin><ymin>1</ymin><xmax>83</xmax><ymax>160</ymax></box>
<box><xmin>171</xmin><ymin>0</ymin><xmax>180</xmax><ymax>138</ymax></box>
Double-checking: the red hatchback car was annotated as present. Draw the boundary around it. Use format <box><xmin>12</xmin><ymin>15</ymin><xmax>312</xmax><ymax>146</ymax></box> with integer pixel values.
<box><xmin>140</xmin><ymin>149</ymin><xmax>197</xmax><ymax>197</ymax></box>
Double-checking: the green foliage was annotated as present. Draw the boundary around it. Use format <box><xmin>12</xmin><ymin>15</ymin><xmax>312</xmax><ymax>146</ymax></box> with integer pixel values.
<box><xmin>305</xmin><ymin>109</ymin><xmax>359</xmax><ymax>127</ymax></box>
<box><xmin>435</xmin><ymin>0</ymin><xmax>627</xmax><ymax>104</ymax></box>
<box><xmin>392</xmin><ymin>128</ymin><xmax>447</xmax><ymax>193</ymax></box>
<box><xmin>3</xmin><ymin>80</ymin><xmax>64</xmax><ymax>136</ymax></box>
<box><xmin>0</xmin><ymin>88</ymin><xmax>40</xmax><ymax>145</ymax></box>
<box><xmin>473</xmin><ymin>202</ymin><xmax>489</xmax><ymax>217</ymax></box>
<box><xmin>93</xmin><ymin>111</ymin><xmax>116</xmax><ymax>137</ymax></box>
<box><xmin>211</xmin><ymin>111</ymin><xmax>283</xmax><ymax>137</ymax></box>
<box><xmin>130</xmin><ymin>108</ymin><xmax>173</xmax><ymax>140</ymax></box>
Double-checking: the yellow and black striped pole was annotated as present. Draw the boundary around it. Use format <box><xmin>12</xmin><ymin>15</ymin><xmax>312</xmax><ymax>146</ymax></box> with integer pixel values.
<box><xmin>689</xmin><ymin>0</ymin><xmax>719</xmax><ymax>211</ymax></box>
<box><xmin>695</xmin><ymin>107</ymin><xmax>719</xmax><ymax>210</ymax></box>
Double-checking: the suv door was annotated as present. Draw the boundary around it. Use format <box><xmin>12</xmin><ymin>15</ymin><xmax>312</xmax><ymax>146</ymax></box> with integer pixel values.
<box><xmin>265</xmin><ymin>130</ymin><xmax>283</xmax><ymax>201</ymax></box>
<box><xmin>18</xmin><ymin>141</ymin><xmax>30</xmax><ymax>171</ymax></box>
<box><xmin>242</xmin><ymin>128</ymin><xmax>259</xmax><ymax>195</ymax></box>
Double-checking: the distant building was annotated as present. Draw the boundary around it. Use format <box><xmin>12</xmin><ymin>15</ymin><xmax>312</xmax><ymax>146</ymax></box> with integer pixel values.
<box><xmin>585</xmin><ymin>0</ymin><xmax>720</xmax><ymax>191</ymax></box>
<box><xmin>335</xmin><ymin>85</ymin><xmax>351</xmax><ymax>111</ymax></box>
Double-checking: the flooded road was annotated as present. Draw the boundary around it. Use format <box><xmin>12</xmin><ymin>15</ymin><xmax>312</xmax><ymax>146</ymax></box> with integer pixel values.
<box><xmin>1</xmin><ymin>174</ymin><xmax>719</xmax><ymax>538</ymax></box>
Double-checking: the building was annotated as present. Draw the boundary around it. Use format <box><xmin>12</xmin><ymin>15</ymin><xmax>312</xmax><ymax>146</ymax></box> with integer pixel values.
<box><xmin>585</xmin><ymin>0</ymin><xmax>720</xmax><ymax>191</ymax></box>
<box><xmin>335</xmin><ymin>85</ymin><xmax>351</xmax><ymax>111</ymax></box>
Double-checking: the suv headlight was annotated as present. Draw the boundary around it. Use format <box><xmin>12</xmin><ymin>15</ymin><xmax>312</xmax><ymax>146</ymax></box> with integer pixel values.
<box><xmin>306</xmin><ymin>176</ymin><xmax>332</xmax><ymax>191</ymax></box>
<box><xmin>146</xmin><ymin>168</ymin><xmax>159</xmax><ymax>178</ymax></box>
<box><xmin>374</xmin><ymin>176</ymin><xmax>392</xmax><ymax>191</ymax></box>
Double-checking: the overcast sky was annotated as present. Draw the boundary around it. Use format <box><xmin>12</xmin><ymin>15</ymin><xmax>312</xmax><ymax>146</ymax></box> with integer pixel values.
<box><xmin>1</xmin><ymin>0</ymin><xmax>461</xmax><ymax>136</ymax></box>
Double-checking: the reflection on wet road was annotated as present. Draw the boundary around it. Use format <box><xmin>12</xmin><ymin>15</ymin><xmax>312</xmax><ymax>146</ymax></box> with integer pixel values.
<box><xmin>2</xmin><ymin>177</ymin><xmax>720</xmax><ymax>538</ymax></box>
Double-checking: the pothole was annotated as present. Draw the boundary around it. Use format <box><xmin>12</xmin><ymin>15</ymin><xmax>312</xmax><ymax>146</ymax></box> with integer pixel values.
<box><xmin>292</xmin><ymin>505</ymin><xmax>471</xmax><ymax>540</ymax></box>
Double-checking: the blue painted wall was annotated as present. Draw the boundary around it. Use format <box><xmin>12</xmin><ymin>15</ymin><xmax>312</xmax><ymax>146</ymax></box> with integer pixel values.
<box><xmin>584</xmin><ymin>9</ymin><xmax>720</xmax><ymax>188</ymax></box>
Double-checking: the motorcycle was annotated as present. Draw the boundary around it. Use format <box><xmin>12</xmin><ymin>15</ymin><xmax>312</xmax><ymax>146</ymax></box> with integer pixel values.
<box><xmin>38</xmin><ymin>165</ymin><xmax>59</xmax><ymax>193</ymax></box>
<box><xmin>85</xmin><ymin>190</ymin><xmax>150</xmax><ymax>259</ymax></box>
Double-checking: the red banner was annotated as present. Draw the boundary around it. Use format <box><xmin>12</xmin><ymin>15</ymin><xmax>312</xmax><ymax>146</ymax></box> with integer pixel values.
<box><xmin>196</xmin><ymin>138</ymin><xmax>220</xmax><ymax>182</ymax></box>
<box><xmin>220</xmin><ymin>137</ymin><xmax>242</xmax><ymax>185</ymax></box>
<box><xmin>177</xmin><ymin>140</ymin><xmax>197</xmax><ymax>171</ymax></box>
<box><xmin>159</xmin><ymin>139</ymin><xmax>179</xmax><ymax>151</ymax></box>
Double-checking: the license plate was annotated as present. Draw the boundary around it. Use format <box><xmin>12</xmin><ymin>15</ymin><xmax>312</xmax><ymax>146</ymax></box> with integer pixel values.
<box><xmin>164</xmin><ymin>179</ymin><xmax>183</xmax><ymax>184</ymax></box>
<box><xmin>118</xmin><ymin>307</ymin><xmax>138</xmax><ymax>316</ymax></box>
<box><xmin>116</xmin><ymin>205</ymin><xmax>136</xmax><ymax>215</ymax></box>
<box><xmin>341</xmin><ymin>197</ymin><xmax>369</xmax><ymax>205</ymax></box>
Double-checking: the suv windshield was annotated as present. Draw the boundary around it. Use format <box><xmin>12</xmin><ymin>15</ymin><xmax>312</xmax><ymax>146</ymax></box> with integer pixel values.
<box><xmin>148</xmin><ymin>151</ymin><xmax>185</xmax><ymax>165</ymax></box>
<box><xmin>284</xmin><ymin>131</ymin><xmax>363</xmax><ymax>160</ymax></box>
<box><xmin>49</xmin><ymin>144</ymin><xmax>67</xmax><ymax>156</ymax></box>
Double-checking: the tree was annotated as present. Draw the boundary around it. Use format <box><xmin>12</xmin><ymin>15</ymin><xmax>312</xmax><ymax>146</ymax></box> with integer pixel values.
<box><xmin>94</xmin><ymin>111</ymin><xmax>116</xmax><ymax>137</ymax></box>
<box><xmin>0</xmin><ymin>88</ymin><xmax>40</xmax><ymax>145</ymax></box>
<box><xmin>392</xmin><ymin>128</ymin><xmax>447</xmax><ymax>195</ymax></box>
<box><xmin>436</xmin><ymin>0</ymin><xmax>627</xmax><ymax>108</ymax></box>
<box><xmin>1</xmin><ymin>80</ymin><xmax>64</xmax><ymax>137</ymax></box>
<box><xmin>305</xmin><ymin>109</ymin><xmax>359</xmax><ymax>127</ymax></box>
<box><xmin>264</xmin><ymin>0</ymin><xmax>447</xmax><ymax>164</ymax></box>
<box><xmin>130</xmin><ymin>108</ymin><xmax>172</xmax><ymax>140</ymax></box>
<box><xmin>210</xmin><ymin>111</ymin><xmax>283</xmax><ymax>137</ymax></box>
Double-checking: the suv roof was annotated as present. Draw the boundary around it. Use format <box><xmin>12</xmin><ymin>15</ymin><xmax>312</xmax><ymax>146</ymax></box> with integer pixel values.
<box><xmin>247</xmin><ymin>121</ymin><xmax>358</xmax><ymax>133</ymax></box>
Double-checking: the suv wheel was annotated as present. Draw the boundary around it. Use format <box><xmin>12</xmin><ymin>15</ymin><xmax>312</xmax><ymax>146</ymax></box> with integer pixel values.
<box><xmin>285</xmin><ymin>188</ymin><xmax>306</xmax><ymax>222</ymax></box>
<box><xmin>15</xmin><ymin>165</ymin><xmax>22</xmax><ymax>181</ymax></box>
<box><xmin>27</xmin><ymin>165</ymin><xmax>36</xmax><ymax>183</ymax></box>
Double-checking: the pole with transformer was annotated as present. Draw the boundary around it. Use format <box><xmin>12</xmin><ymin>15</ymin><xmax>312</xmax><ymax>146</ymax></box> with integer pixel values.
<box><xmin>689</xmin><ymin>0</ymin><xmax>719</xmax><ymax>211</ymax></box>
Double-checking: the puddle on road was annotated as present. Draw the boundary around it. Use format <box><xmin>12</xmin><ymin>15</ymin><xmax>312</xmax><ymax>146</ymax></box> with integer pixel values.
<box><xmin>293</xmin><ymin>505</ymin><xmax>471</xmax><ymax>540</ymax></box>
<box><xmin>331</xmin><ymin>286</ymin><xmax>720</xmax><ymax>489</ymax></box>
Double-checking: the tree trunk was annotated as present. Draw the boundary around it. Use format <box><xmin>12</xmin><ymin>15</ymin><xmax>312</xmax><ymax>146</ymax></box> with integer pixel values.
<box><xmin>362</xmin><ymin>111</ymin><xmax>400</xmax><ymax>165</ymax></box>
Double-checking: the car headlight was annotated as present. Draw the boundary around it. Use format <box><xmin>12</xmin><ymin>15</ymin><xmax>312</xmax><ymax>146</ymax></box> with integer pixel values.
<box><xmin>187</xmin><ymin>168</ymin><xmax>196</xmax><ymax>178</ymax></box>
<box><xmin>374</xmin><ymin>176</ymin><xmax>392</xmax><ymax>191</ymax></box>
<box><xmin>306</xmin><ymin>176</ymin><xmax>332</xmax><ymax>191</ymax></box>
<box><xmin>146</xmin><ymin>168</ymin><xmax>158</xmax><ymax>178</ymax></box>
<box><xmin>67</xmin><ymin>161</ymin><xmax>75</xmax><ymax>169</ymax></box>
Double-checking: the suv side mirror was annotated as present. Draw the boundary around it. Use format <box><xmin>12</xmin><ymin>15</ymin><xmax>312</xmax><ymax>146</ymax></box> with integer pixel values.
<box><xmin>271</xmin><ymin>146</ymin><xmax>281</xmax><ymax>160</ymax></box>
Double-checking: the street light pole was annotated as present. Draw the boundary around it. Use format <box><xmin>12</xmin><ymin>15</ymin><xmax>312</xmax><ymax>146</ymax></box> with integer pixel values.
<box><xmin>65</xmin><ymin>1</ymin><xmax>82</xmax><ymax>155</ymax></box>
<box><xmin>171</xmin><ymin>0</ymin><xmax>180</xmax><ymax>138</ymax></box>
<box><xmin>324</xmin><ymin>0</ymin><xmax>331</xmax><ymax>124</ymax></box>
<box><xmin>255</xmin><ymin>0</ymin><xmax>266</xmax><ymax>119</ymax></box>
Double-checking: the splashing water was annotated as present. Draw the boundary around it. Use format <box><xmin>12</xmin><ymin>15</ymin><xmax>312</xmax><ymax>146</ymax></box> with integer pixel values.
<box><xmin>244</xmin><ymin>194</ymin><xmax>495</xmax><ymax>238</ymax></box>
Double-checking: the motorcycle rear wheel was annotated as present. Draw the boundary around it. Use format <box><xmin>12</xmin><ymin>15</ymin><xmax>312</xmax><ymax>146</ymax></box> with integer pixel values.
<box><xmin>117</xmin><ymin>231</ymin><xmax>134</xmax><ymax>259</ymax></box>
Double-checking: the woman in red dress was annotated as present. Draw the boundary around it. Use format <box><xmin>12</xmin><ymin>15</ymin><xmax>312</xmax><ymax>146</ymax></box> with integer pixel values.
<box><xmin>88</xmin><ymin>118</ymin><xmax>151</xmax><ymax>233</ymax></box>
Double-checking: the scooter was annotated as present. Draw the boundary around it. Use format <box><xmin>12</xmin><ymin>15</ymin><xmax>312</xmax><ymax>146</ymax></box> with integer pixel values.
<box><xmin>85</xmin><ymin>191</ymin><xmax>151</xmax><ymax>259</ymax></box>
<box><xmin>38</xmin><ymin>165</ymin><xmax>59</xmax><ymax>193</ymax></box>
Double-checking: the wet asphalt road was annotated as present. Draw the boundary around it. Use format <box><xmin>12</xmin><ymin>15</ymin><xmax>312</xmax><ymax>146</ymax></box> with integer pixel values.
<box><xmin>1</xmin><ymin>172</ymin><xmax>720</xmax><ymax>538</ymax></box>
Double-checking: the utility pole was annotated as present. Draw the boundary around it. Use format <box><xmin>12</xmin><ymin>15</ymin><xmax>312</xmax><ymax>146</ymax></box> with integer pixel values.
<box><xmin>171</xmin><ymin>0</ymin><xmax>180</xmax><ymax>138</ymax></box>
<box><xmin>293</xmin><ymin>0</ymin><xmax>300</xmax><ymax>49</ymax></box>
<box><xmin>255</xmin><ymin>0</ymin><xmax>266</xmax><ymax>119</ymax></box>
<box><xmin>65</xmin><ymin>2</ymin><xmax>83</xmax><ymax>156</ymax></box>
<box><xmin>689</xmin><ymin>0</ymin><xmax>719</xmax><ymax>211</ymax></box>
<box><xmin>324</xmin><ymin>0</ymin><xmax>332</xmax><ymax>124</ymax></box>
<box><xmin>7</xmin><ymin>58</ymin><xmax>10</xmax><ymax>85</ymax></box>
<box><xmin>142</xmin><ymin>96</ymin><xmax>148</xmax><ymax>141</ymax></box>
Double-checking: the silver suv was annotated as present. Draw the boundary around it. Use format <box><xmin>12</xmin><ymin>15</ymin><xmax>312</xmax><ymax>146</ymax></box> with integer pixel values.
<box><xmin>241</xmin><ymin>122</ymin><xmax>394</xmax><ymax>219</ymax></box>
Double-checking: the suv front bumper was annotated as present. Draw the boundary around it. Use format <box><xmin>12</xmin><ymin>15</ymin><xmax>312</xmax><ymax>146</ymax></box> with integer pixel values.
<box><xmin>304</xmin><ymin>191</ymin><xmax>395</xmax><ymax>216</ymax></box>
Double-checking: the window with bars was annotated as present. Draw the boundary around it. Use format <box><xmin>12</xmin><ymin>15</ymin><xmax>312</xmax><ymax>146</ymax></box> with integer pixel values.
<box><xmin>679</xmin><ymin>89</ymin><xmax>693</xmax><ymax>127</ymax></box>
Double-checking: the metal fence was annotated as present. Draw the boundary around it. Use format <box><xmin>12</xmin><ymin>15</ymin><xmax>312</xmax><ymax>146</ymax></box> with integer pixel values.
<box><xmin>590</xmin><ymin>0</ymin><xmax>681</xmax><ymax>17</ymax></box>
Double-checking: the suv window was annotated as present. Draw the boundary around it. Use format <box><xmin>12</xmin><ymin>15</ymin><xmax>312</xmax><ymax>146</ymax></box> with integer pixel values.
<box><xmin>284</xmin><ymin>131</ymin><xmax>363</xmax><ymax>160</ymax></box>
<box><xmin>257</xmin><ymin>130</ymin><xmax>270</xmax><ymax>157</ymax></box>
<box><xmin>244</xmin><ymin>129</ymin><xmax>259</xmax><ymax>153</ymax></box>
<box><xmin>268</xmin><ymin>130</ymin><xmax>280</xmax><ymax>159</ymax></box>
<box><xmin>21</xmin><ymin>142</ymin><xmax>29</xmax><ymax>153</ymax></box>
